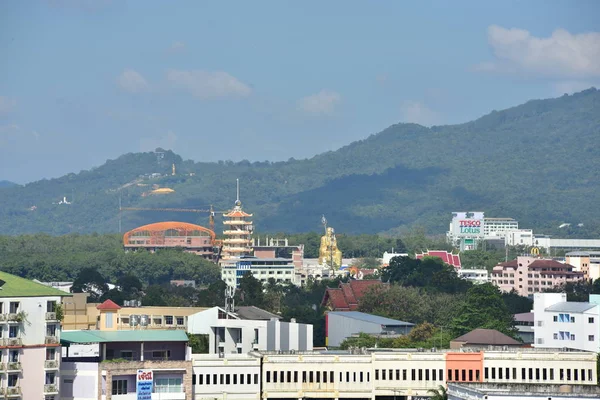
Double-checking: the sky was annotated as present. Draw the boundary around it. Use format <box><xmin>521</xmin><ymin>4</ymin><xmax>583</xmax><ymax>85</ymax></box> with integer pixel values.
<box><xmin>1</xmin><ymin>0</ymin><xmax>599</xmax><ymax>183</ymax></box>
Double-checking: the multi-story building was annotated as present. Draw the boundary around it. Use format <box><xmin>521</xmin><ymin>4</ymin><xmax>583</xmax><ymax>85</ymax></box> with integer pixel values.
<box><xmin>505</xmin><ymin>229</ymin><xmax>534</xmax><ymax>247</ymax></box>
<box><xmin>325</xmin><ymin>311</ymin><xmax>414</xmax><ymax>347</ymax></box>
<box><xmin>0</xmin><ymin>271</ymin><xmax>66</xmax><ymax>400</ymax></box>
<box><xmin>60</xmin><ymin>330</ymin><xmax>192</xmax><ymax>400</ymax></box>
<box><xmin>187</xmin><ymin>306</ymin><xmax>312</xmax><ymax>355</ymax></box>
<box><xmin>191</xmin><ymin>353</ymin><xmax>261</xmax><ymax>400</ymax></box>
<box><xmin>514</xmin><ymin>312</ymin><xmax>534</xmax><ymax>344</ymax></box>
<box><xmin>565</xmin><ymin>251</ymin><xmax>600</xmax><ymax>282</ymax></box>
<box><xmin>491</xmin><ymin>256</ymin><xmax>585</xmax><ymax>297</ymax></box>
<box><xmin>220</xmin><ymin>196</ymin><xmax>253</xmax><ymax>264</ymax></box>
<box><xmin>122</xmin><ymin>221</ymin><xmax>217</xmax><ymax>260</ymax></box>
<box><xmin>61</xmin><ymin>294</ymin><xmax>207</xmax><ymax>331</ymax></box>
<box><xmin>533</xmin><ymin>293</ymin><xmax>600</xmax><ymax>352</ymax></box>
<box><xmin>483</xmin><ymin>218</ymin><xmax>519</xmax><ymax>238</ymax></box>
<box><xmin>221</xmin><ymin>257</ymin><xmax>296</xmax><ymax>287</ymax></box>
<box><xmin>448</xmin><ymin>382</ymin><xmax>600</xmax><ymax>400</ymax></box>
<box><xmin>533</xmin><ymin>237</ymin><xmax>600</xmax><ymax>252</ymax></box>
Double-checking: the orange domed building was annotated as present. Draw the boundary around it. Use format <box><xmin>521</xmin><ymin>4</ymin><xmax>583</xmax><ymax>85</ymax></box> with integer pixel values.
<box><xmin>123</xmin><ymin>221</ymin><xmax>217</xmax><ymax>260</ymax></box>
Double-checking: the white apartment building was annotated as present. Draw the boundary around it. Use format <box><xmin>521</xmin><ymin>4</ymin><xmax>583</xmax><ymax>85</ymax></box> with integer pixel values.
<box><xmin>0</xmin><ymin>271</ymin><xmax>66</xmax><ymax>400</ymax></box>
<box><xmin>458</xmin><ymin>269</ymin><xmax>490</xmax><ymax>284</ymax></box>
<box><xmin>221</xmin><ymin>257</ymin><xmax>297</xmax><ymax>287</ymax></box>
<box><xmin>186</xmin><ymin>307</ymin><xmax>312</xmax><ymax>355</ymax></box>
<box><xmin>483</xmin><ymin>218</ymin><xmax>519</xmax><ymax>238</ymax></box>
<box><xmin>505</xmin><ymin>229</ymin><xmax>534</xmax><ymax>247</ymax></box>
<box><xmin>533</xmin><ymin>293</ymin><xmax>600</xmax><ymax>352</ymax></box>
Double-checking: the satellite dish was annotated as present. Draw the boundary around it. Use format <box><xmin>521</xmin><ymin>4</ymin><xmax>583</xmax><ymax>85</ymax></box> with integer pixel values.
<box><xmin>140</xmin><ymin>315</ymin><xmax>149</xmax><ymax>327</ymax></box>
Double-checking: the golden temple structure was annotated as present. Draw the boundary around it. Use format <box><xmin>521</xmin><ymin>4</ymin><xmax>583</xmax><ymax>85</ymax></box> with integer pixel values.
<box><xmin>319</xmin><ymin>217</ymin><xmax>342</xmax><ymax>270</ymax></box>
<box><xmin>220</xmin><ymin>179</ymin><xmax>253</xmax><ymax>264</ymax></box>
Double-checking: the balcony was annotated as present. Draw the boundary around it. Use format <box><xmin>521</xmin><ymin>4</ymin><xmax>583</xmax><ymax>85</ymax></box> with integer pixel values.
<box><xmin>0</xmin><ymin>314</ymin><xmax>6</xmax><ymax>322</ymax></box>
<box><xmin>6</xmin><ymin>362</ymin><xmax>22</xmax><ymax>372</ymax></box>
<box><xmin>45</xmin><ymin>312</ymin><xmax>57</xmax><ymax>321</ymax></box>
<box><xmin>6</xmin><ymin>314</ymin><xmax>19</xmax><ymax>322</ymax></box>
<box><xmin>43</xmin><ymin>384</ymin><xmax>58</xmax><ymax>394</ymax></box>
<box><xmin>5</xmin><ymin>387</ymin><xmax>20</xmax><ymax>397</ymax></box>
<box><xmin>44</xmin><ymin>360</ymin><xmax>59</xmax><ymax>369</ymax></box>
<box><xmin>6</xmin><ymin>338</ymin><xmax>22</xmax><ymax>347</ymax></box>
<box><xmin>45</xmin><ymin>336</ymin><xmax>59</xmax><ymax>345</ymax></box>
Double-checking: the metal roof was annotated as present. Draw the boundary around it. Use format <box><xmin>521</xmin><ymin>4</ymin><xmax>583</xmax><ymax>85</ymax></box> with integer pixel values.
<box><xmin>61</xmin><ymin>330</ymin><xmax>189</xmax><ymax>344</ymax></box>
<box><xmin>328</xmin><ymin>311</ymin><xmax>414</xmax><ymax>327</ymax></box>
<box><xmin>235</xmin><ymin>306</ymin><xmax>281</xmax><ymax>321</ymax></box>
<box><xmin>545</xmin><ymin>302</ymin><xmax>597</xmax><ymax>313</ymax></box>
<box><xmin>0</xmin><ymin>272</ymin><xmax>69</xmax><ymax>298</ymax></box>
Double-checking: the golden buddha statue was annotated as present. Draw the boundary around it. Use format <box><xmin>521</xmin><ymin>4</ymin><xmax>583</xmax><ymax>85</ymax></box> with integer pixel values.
<box><xmin>319</xmin><ymin>226</ymin><xmax>342</xmax><ymax>269</ymax></box>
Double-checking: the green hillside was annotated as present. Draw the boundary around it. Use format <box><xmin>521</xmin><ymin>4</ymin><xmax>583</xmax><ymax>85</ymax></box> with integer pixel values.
<box><xmin>1</xmin><ymin>88</ymin><xmax>599</xmax><ymax>236</ymax></box>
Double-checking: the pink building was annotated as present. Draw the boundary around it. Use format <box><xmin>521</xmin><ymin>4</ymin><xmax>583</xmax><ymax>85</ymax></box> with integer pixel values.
<box><xmin>491</xmin><ymin>256</ymin><xmax>584</xmax><ymax>297</ymax></box>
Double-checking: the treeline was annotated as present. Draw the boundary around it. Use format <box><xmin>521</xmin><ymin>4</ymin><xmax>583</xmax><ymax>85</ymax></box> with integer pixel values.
<box><xmin>0</xmin><ymin>233</ymin><xmax>220</xmax><ymax>285</ymax></box>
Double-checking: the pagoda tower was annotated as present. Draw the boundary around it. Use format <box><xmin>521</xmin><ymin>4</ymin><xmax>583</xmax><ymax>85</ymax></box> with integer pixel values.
<box><xmin>220</xmin><ymin>179</ymin><xmax>253</xmax><ymax>264</ymax></box>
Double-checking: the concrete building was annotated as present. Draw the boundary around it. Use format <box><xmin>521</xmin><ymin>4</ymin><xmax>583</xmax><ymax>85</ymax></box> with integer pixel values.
<box><xmin>259</xmin><ymin>348</ymin><xmax>597</xmax><ymax>399</ymax></box>
<box><xmin>191</xmin><ymin>353</ymin><xmax>261</xmax><ymax>400</ymax></box>
<box><xmin>565</xmin><ymin>251</ymin><xmax>600</xmax><ymax>282</ymax></box>
<box><xmin>448</xmin><ymin>382</ymin><xmax>600</xmax><ymax>400</ymax></box>
<box><xmin>533</xmin><ymin>293</ymin><xmax>600</xmax><ymax>352</ymax></box>
<box><xmin>61</xmin><ymin>294</ymin><xmax>207</xmax><ymax>331</ymax></box>
<box><xmin>505</xmin><ymin>229</ymin><xmax>534</xmax><ymax>247</ymax></box>
<box><xmin>491</xmin><ymin>256</ymin><xmax>585</xmax><ymax>297</ymax></box>
<box><xmin>221</xmin><ymin>257</ymin><xmax>296</xmax><ymax>287</ymax></box>
<box><xmin>458</xmin><ymin>269</ymin><xmax>490</xmax><ymax>284</ymax></box>
<box><xmin>186</xmin><ymin>306</ymin><xmax>312</xmax><ymax>355</ymax></box>
<box><xmin>60</xmin><ymin>330</ymin><xmax>192</xmax><ymax>400</ymax></box>
<box><xmin>0</xmin><ymin>271</ymin><xmax>66</xmax><ymax>400</ymax></box>
<box><xmin>534</xmin><ymin>237</ymin><xmax>600</xmax><ymax>252</ymax></box>
<box><xmin>483</xmin><ymin>218</ymin><xmax>519</xmax><ymax>239</ymax></box>
<box><xmin>325</xmin><ymin>311</ymin><xmax>414</xmax><ymax>347</ymax></box>
<box><xmin>416</xmin><ymin>250</ymin><xmax>462</xmax><ymax>269</ymax></box>
<box><xmin>514</xmin><ymin>312</ymin><xmax>534</xmax><ymax>344</ymax></box>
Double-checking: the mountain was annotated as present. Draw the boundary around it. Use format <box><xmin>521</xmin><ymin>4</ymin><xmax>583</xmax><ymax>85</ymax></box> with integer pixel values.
<box><xmin>0</xmin><ymin>88</ymin><xmax>599</xmax><ymax>236</ymax></box>
<box><xmin>0</xmin><ymin>181</ymin><xmax>18</xmax><ymax>189</ymax></box>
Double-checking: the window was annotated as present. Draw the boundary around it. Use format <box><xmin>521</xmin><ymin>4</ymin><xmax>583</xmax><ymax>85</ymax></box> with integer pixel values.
<box><xmin>165</xmin><ymin>316</ymin><xmax>174</xmax><ymax>325</ymax></box>
<box><xmin>9</xmin><ymin>326</ymin><xmax>19</xmax><ymax>338</ymax></box>
<box><xmin>105</xmin><ymin>312</ymin><xmax>113</xmax><ymax>329</ymax></box>
<box><xmin>589</xmin><ymin>317</ymin><xmax>595</xmax><ymax>323</ymax></box>
<box><xmin>570</xmin><ymin>316</ymin><xmax>575</xmax><ymax>323</ymax></box>
<box><xmin>553</xmin><ymin>333</ymin><xmax>558</xmax><ymax>339</ymax></box>
<box><xmin>553</xmin><ymin>315</ymin><xmax>558</xmax><ymax>322</ymax></box>
<box><xmin>9</xmin><ymin>302</ymin><xmax>19</xmax><ymax>314</ymax></box>
<box><xmin>47</xmin><ymin>324</ymin><xmax>57</xmax><ymax>337</ymax></box>
<box><xmin>120</xmin><ymin>350</ymin><xmax>133</xmax><ymax>361</ymax></box>
<box><xmin>570</xmin><ymin>334</ymin><xmax>575</xmax><ymax>340</ymax></box>
<box><xmin>589</xmin><ymin>335</ymin><xmax>595</xmax><ymax>341</ymax></box>
<box><xmin>254</xmin><ymin>374</ymin><xmax>258</xmax><ymax>384</ymax></box>
<box><xmin>176</xmin><ymin>316</ymin><xmax>184</xmax><ymax>325</ymax></box>
<box><xmin>46</xmin><ymin>348</ymin><xmax>56</xmax><ymax>361</ymax></box>
<box><xmin>47</xmin><ymin>301</ymin><xmax>57</xmax><ymax>313</ymax></box>
<box><xmin>152</xmin><ymin>350</ymin><xmax>170</xmax><ymax>360</ymax></box>
<box><xmin>154</xmin><ymin>377</ymin><xmax>183</xmax><ymax>393</ymax></box>
<box><xmin>112</xmin><ymin>379</ymin><xmax>128</xmax><ymax>395</ymax></box>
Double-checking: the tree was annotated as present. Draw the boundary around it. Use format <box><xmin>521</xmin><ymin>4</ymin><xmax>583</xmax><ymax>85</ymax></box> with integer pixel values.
<box><xmin>71</xmin><ymin>267</ymin><xmax>109</xmax><ymax>302</ymax></box>
<box><xmin>236</xmin><ymin>272</ymin><xmax>265</xmax><ymax>308</ymax></box>
<box><xmin>502</xmin><ymin>290</ymin><xmax>533</xmax><ymax>314</ymax></box>
<box><xmin>117</xmin><ymin>274</ymin><xmax>143</xmax><ymax>298</ymax></box>
<box><xmin>187</xmin><ymin>333</ymin><xmax>209</xmax><ymax>354</ymax></box>
<box><xmin>428</xmin><ymin>385</ymin><xmax>448</xmax><ymax>400</ymax></box>
<box><xmin>450</xmin><ymin>283</ymin><xmax>517</xmax><ymax>337</ymax></box>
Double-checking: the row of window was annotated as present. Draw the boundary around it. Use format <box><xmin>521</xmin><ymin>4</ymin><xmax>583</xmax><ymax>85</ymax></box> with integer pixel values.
<box><xmin>116</xmin><ymin>315</ymin><xmax>185</xmax><ymax>326</ymax></box>
<box><xmin>485</xmin><ymin>367</ymin><xmax>593</xmax><ymax>382</ymax></box>
<box><xmin>552</xmin><ymin>314</ymin><xmax>595</xmax><ymax>324</ymax></box>
<box><xmin>223</xmin><ymin>270</ymin><xmax>293</xmax><ymax>275</ymax></box>
<box><xmin>193</xmin><ymin>373</ymin><xmax>258</xmax><ymax>386</ymax></box>
<box><xmin>266</xmin><ymin>370</ymin><xmax>371</xmax><ymax>384</ymax></box>
<box><xmin>376</xmin><ymin>369</ymin><xmax>444</xmax><ymax>382</ymax></box>
<box><xmin>113</xmin><ymin>377</ymin><xmax>183</xmax><ymax>395</ymax></box>
<box><xmin>492</xmin><ymin>279</ymin><xmax>559</xmax><ymax>286</ymax></box>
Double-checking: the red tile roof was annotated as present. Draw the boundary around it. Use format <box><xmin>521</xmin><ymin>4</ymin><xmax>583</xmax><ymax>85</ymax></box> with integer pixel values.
<box><xmin>415</xmin><ymin>250</ymin><xmax>462</xmax><ymax>268</ymax></box>
<box><xmin>529</xmin><ymin>259</ymin><xmax>574</xmax><ymax>269</ymax></box>
<box><xmin>224</xmin><ymin>210</ymin><xmax>252</xmax><ymax>217</ymax></box>
<box><xmin>452</xmin><ymin>328</ymin><xmax>521</xmax><ymax>346</ymax></box>
<box><xmin>96</xmin><ymin>299</ymin><xmax>122</xmax><ymax>310</ymax></box>
<box><xmin>321</xmin><ymin>280</ymin><xmax>384</xmax><ymax>311</ymax></box>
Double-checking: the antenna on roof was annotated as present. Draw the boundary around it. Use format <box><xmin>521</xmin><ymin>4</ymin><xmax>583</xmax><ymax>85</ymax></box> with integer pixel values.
<box><xmin>236</xmin><ymin>178</ymin><xmax>240</xmax><ymax>203</ymax></box>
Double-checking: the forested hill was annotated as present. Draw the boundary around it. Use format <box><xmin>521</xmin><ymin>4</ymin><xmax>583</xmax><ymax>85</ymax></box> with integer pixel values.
<box><xmin>1</xmin><ymin>88</ymin><xmax>599</xmax><ymax>236</ymax></box>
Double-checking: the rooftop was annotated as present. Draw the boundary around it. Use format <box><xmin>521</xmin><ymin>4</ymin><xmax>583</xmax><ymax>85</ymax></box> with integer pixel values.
<box><xmin>61</xmin><ymin>329</ymin><xmax>189</xmax><ymax>344</ymax></box>
<box><xmin>448</xmin><ymin>382</ymin><xmax>600</xmax><ymax>398</ymax></box>
<box><xmin>452</xmin><ymin>328</ymin><xmax>521</xmax><ymax>346</ymax></box>
<box><xmin>546</xmin><ymin>302</ymin><xmax>597</xmax><ymax>313</ymax></box>
<box><xmin>514</xmin><ymin>312</ymin><xmax>534</xmax><ymax>323</ymax></box>
<box><xmin>235</xmin><ymin>306</ymin><xmax>281</xmax><ymax>321</ymax></box>
<box><xmin>329</xmin><ymin>311</ymin><xmax>414</xmax><ymax>326</ymax></box>
<box><xmin>0</xmin><ymin>271</ymin><xmax>69</xmax><ymax>298</ymax></box>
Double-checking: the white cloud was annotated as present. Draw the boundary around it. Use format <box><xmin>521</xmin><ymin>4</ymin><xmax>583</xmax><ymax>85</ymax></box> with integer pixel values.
<box><xmin>117</xmin><ymin>69</ymin><xmax>149</xmax><ymax>93</ymax></box>
<box><xmin>476</xmin><ymin>25</ymin><xmax>600</xmax><ymax>78</ymax></box>
<box><xmin>0</xmin><ymin>96</ymin><xmax>16</xmax><ymax>116</ymax></box>
<box><xmin>399</xmin><ymin>101</ymin><xmax>440</xmax><ymax>127</ymax></box>
<box><xmin>168</xmin><ymin>41</ymin><xmax>186</xmax><ymax>53</ymax></box>
<box><xmin>166</xmin><ymin>70</ymin><xmax>252</xmax><ymax>99</ymax></box>
<box><xmin>139</xmin><ymin>130</ymin><xmax>177</xmax><ymax>152</ymax></box>
<box><xmin>297</xmin><ymin>90</ymin><xmax>341</xmax><ymax>116</ymax></box>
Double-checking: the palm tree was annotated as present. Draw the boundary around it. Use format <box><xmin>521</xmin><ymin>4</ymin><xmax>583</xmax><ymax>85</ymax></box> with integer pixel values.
<box><xmin>427</xmin><ymin>385</ymin><xmax>448</xmax><ymax>400</ymax></box>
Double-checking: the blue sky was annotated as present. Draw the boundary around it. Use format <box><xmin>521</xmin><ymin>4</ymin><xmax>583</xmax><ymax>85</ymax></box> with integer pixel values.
<box><xmin>1</xmin><ymin>0</ymin><xmax>599</xmax><ymax>183</ymax></box>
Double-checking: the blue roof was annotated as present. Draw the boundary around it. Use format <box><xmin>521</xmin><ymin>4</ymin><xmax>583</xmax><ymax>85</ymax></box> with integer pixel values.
<box><xmin>328</xmin><ymin>311</ymin><xmax>414</xmax><ymax>326</ymax></box>
<box><xmin>61</xmin><ymin>330</ymin><xmax>189</xmax><ymax>344</ymax></box>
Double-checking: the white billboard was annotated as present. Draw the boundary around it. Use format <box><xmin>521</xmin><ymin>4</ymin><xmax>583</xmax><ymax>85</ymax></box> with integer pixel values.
<box><xmin>451</xmin><ymin>211</ymin><xmax>485</xmax><ymax>238</ymax></box>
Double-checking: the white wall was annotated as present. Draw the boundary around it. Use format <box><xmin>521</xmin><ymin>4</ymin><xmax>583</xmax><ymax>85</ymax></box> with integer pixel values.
<box><xmin>60</xmin><ymin>361</ymin><xmax>98</xmax><ymax>400</ymax></box>
<box><xmin>192</xmin><ymin>354</ymin><xmax>260</xmax><ymax>400</ymax></box>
